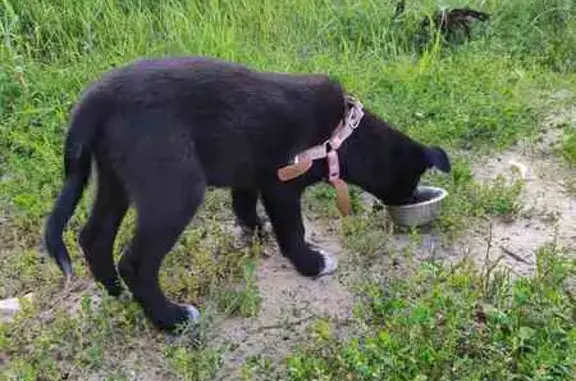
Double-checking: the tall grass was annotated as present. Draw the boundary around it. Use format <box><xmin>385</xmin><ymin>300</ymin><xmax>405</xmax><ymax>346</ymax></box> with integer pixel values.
<box><xmin>1</xmin><ymin>0</ymin><xmax>574</xmax><ymax>224</ymax></box>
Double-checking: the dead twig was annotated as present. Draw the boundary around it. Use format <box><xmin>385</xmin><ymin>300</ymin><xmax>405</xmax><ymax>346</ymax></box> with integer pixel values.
<box><xmin>500</xmin><ymin>246</ymin><xmax>532</xmax><ymax>264</ymax></box>
<box><xmin>253</xmin><ymin>315</ymin><xmax>317</xmax><ymax>332</ymax></box>
<box><xmin>481</xmin><ymin>222</ymin><xmax>494</xmax><ymax>276</ymax></box>
<box><xmin>481</xmin><ymin>222</ymin><xmax>506</xmax><ymax>297</ymax></box>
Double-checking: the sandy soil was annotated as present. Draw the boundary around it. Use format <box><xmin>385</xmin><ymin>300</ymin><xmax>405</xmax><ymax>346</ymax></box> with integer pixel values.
<box><xmin>207</xmin><ymin>103</ymin><xmax>576</xmax><ymax>380</ymax></box>
<box><xmin>206</xmin><ymin>217</ymin><xmax>356</xmax><ymax>380</ymax></box>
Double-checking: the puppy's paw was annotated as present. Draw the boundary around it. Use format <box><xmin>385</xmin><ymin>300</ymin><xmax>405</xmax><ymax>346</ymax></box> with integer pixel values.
<box><xmin>153</xmin><ymin>303</ymin><xmax>201</xmax><ymax>332</ymax></box>
<box><xmin>181</xmin><ymin>304</ymin><xmax>201</xmax><ymax>322</ymax></box>
<box><xmin>317</xmin><ymin>249</ymin><xmax>338</xmax><ymax>277</ymax></box>
<box><xmin>231</xmin><ymin>220</ymin><xmax>271</xmax><ymax>247</ymax></box>
<box><xmin>162</xmin><ymin>304</ymin><xmax>203</xmax><ymax>345</ymax></box>
<box><xmin>289</xmin><ymin>245</ymin><xmax>339</xmax><ymax>278</ymax></box>
<box><xmin>102</xmin><ymin>279</ymin><xmax>124</xmax><ymax>298</ymax></box>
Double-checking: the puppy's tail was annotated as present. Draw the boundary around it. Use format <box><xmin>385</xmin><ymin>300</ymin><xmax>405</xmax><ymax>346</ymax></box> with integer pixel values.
<box><xmin>44</xmin><ymin>98</ymin><xmax>100</xmax><ymax>277</ymax></box>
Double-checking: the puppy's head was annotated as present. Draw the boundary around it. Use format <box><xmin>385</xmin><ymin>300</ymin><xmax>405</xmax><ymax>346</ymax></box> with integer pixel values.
<box><xmin>340</xmin><ymin>110</ymin><xmax>451</xmax><ymax>206</ymax></box>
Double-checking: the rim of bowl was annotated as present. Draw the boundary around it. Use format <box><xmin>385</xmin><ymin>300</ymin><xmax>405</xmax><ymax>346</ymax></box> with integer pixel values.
<box><xmin>386</xmin><ymin>185</ymin><xmax>448</xmax><ymax>210</ymax></box>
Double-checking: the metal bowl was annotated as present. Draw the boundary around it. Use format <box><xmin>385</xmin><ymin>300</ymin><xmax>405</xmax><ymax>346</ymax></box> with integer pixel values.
<box><xmin>385</xmin><ymin>186</ymin><xmax>448</xmax><ymax>227</ymax></box>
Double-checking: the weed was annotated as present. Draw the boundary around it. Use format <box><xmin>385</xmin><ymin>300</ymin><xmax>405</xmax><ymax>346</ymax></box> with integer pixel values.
<box><xmin>164</xmin><ymin>345</ymin><xmax>223</xmax><ymax>381</ymax></box>
<box><xmin>272</xmin><ymin>244</ymin><xmax>576</xmax><ymax>381</ymax></box>
<box><xmin>211</xmin><ymin>259</ymin><xmax>263</xmax><ymax>318</ymax></box>
<box><xmin>562</xmin><ymin>129</ymin><xmax>576</xmax><ymax>166</ymax></box>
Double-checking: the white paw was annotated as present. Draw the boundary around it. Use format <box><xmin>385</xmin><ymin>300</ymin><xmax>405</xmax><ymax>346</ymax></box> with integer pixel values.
<box><xmin>182</xmin><ymin>304</ymin><xmax>201</xmax><ymax>322</ymax></box>
<box><xmin>318</xmin><ymin>250</ymin><xmax>338</xmax><ymax>276</ymax></box>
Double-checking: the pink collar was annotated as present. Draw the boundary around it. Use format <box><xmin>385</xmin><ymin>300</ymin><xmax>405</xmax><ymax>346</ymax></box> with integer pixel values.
<box><xmin>277</xmin><ymin>96</ymin><xmax>365</xmax><ymax>216</ymax></box>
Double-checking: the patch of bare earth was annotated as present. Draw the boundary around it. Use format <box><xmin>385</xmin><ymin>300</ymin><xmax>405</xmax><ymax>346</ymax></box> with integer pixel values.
<box><xmin>451</xmin><ymin>105</ymin><xmax>576</xmax><ymax>277</ymax></box>
<box><xmin>207</xmin><ymin>103</ymin><xmax>576</xmax><ymax>379</ymax></box>
<box><xmin>208</xmin><ymin>217</ymin><xmax>355</xmax><ymax>380</ymax></box>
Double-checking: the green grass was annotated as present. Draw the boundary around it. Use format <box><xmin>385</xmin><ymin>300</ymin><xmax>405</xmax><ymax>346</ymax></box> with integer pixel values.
<box><xmin>1</xmin><ymin>0</ymin><xmax>576</xmax><ymax>379</ymax></box>
<box><xmin>268</xmin><ymin>244</ymin><xmax>576</xmax><ymax>381</ymax></box>
<box><xmin>562</xmin><ymin>129</ymin><xmax>576</xmax><ymax>166</ymax></box>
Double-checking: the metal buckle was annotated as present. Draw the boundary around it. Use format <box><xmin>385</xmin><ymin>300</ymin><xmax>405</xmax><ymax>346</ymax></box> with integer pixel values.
<box><xmin>344</xmin><ymin>96</ymin><xmax>364</xmax><ymax>130</ymax></box>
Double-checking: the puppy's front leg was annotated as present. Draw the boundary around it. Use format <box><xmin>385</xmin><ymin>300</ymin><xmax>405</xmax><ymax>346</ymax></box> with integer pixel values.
<box><xmin>259</xmin><ymin>181</ymin><xmax>337</xmax><ymax>277</ymax></box>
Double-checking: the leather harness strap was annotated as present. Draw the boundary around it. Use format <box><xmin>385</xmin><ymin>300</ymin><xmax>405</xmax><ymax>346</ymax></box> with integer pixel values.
<box><xmin>277</xmin><ymin>96</ymin><xmax>365</xmax><ymax>216</ymax></box>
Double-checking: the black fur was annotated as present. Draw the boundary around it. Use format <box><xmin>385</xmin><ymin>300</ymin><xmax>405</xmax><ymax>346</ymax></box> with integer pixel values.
<box><xmin>392</xmin><ymin>0</ymin><xmax>405</xmax><ymax>21</ymax></box>
<box><xmin>44</xmin><ymin>56</ymin><xmax>451</xmax><ymax>331</ymax></box>
<box><xmin>420</xmin><ymin>7</ymin><xmax>490</xmax><ymax>45</ymax></box>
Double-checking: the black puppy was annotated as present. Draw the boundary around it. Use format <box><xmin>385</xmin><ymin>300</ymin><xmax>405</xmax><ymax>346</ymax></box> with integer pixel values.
<box><xmin>44</xmin><ymin>56</ymin><xmax>451</xmax><ymax>331</ymax></box>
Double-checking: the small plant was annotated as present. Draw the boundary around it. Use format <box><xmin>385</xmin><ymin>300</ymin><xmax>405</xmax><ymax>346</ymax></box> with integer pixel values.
<box><xmin>164</xmin><ymin>345</ymin><xmax>223</xmax><ymax>381</ymax></box>
<box><xmin>269</xmin><ymin>244</ymin><xmax>576</xmax><ymax>381</ymax></box>
<box><xmin>562</xmin><ymin>129</ymin><xmax>576</xmax><ymax>166</ymax></box>
<box><xmin>475</xmin><ymin>174</ymin><xmax>524</xmax><ymax>220</ymax></box>
<box><xmin>240</xmin><ymin>354</ymin><xmax>276</xmax><ymax>381</ymax></box>
<box><xmin>432</xmin><ymin>159</ymin><xmax>525</xmax><ymax>239</ymax></box>
<box><xmin>212</xmin><ymin>260</ymin><xmax>262</xmax><ymax>318</ymax></box>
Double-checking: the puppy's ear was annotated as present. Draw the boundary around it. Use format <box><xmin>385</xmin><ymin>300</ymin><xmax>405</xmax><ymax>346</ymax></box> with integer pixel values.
<box><xmin>424</xmin><ymin>146</ymin><xmax>451</xmax><ymax>173</ymax></box>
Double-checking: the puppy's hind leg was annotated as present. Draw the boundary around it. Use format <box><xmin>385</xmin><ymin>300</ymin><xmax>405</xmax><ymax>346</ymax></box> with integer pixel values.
<box><xmin>79</xmin><ymin>161</ymin><xmax>129</xmax><ymax>296</ymax></box>
<box><xmin>231</xmin><ymin>188</ymin><xmax>268</xmax><ymax>243</ymax></box>
<box><xmin>118</xmin><ymin>152</ymin><xmax>206</xmax><ymax>331</ymax></box>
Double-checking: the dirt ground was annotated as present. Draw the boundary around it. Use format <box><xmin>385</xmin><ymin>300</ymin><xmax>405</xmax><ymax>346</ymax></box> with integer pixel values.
<box><xmin>456</xmin><ymin>105</ymin><xmax>576</xmax><ymax>277</ymax></box>
<box><xmin>207</xmin><ymin>218</ymin><xmax>356</xmax><ymax>380</ymax></box>
<box><xmin>206</xmin><ymin>104</ymin><xmax>576</xmax><ymax>380</ymax></box>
